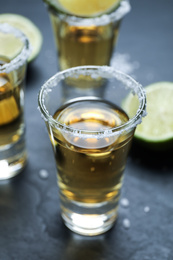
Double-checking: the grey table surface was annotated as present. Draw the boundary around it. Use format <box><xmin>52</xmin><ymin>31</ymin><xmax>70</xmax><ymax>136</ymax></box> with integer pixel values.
<box><xmin>0</xmin><ymin>0</ymin><xmax>173</xmax><ymax>259</ymax></box>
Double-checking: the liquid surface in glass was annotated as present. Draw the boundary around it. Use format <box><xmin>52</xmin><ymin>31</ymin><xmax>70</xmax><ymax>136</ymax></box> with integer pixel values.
<box><xmin>51</xmin><ymin>99</ymin><xmax>133</xmax><ymax>204</ymax></box>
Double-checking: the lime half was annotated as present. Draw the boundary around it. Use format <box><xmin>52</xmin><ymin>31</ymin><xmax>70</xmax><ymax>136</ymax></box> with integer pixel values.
<box><xmin>0</xmin><ymin>13</ymin><xmax>43</xmax><ymax>62</ymax></box>
<box><xmin>45</xmin><ymin>0</ymin><xmax>122</xmax><ymax>17</ymax></box>
<box><xmin>123</xmin><ymin>82</ymin><xmax>173</xmax><ymax>150</ymax></box>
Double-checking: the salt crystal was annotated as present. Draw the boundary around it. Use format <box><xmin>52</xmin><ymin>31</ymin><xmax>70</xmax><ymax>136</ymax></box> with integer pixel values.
<box><xmin>121</xmin><ymin>198</ymin><xmax>129</xmax><ymax>208</ymax></box>
<box><xmin>144</xmin><ymin>206</ymin><xmax>150</xmax><ymax>213</ymax></box>
<box><xmin>123</xmin><ymin>218</ymin><xmax>131</xmax><ymax>229</ymax></box>
<box><xmin>39</xmin><ymin>169</ymin><xmax>49</xmax><ymax>179</ymax></box>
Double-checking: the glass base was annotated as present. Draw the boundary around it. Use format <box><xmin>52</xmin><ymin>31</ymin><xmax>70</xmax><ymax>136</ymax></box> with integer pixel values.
<box><xmin>60</xmin><ymin>193</ymin><xmax>119</xmax><ymax>236</ymax></box>
<box><xmin>0</xmin><ymin>139</ymin><xmax>27</xmax><ymax>180</ymax></box>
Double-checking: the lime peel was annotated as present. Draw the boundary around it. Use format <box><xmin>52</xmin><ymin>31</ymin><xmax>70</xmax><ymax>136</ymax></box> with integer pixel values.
<box><xmin>123</xmin><ymin>81</ymin><xmax>173</xmax><ymax>150</ymax></box>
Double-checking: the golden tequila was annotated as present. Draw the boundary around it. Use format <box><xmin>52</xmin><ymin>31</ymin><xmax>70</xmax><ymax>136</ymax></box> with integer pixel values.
<box><xmin>0</xmin><ymin>57</ymin><xmax>24</xmax><ymax>148</ymax></box>
<box><xmin>49</xmin><ymin>13</ymin><xmax>120</xmax><ymax>70</ymax></box>
<box><xmin>51</xmin><ymin>98</ymin><xmax>134</xmax><ymax>204</ymax></box>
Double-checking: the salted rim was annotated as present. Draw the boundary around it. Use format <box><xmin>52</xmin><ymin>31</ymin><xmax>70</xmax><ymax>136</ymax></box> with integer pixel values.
<box><xmin>38</xmin><ymin>66</ymin><xmax>147</xmax><ymax>138</ymax></box>
<box><xmin>0</xmin><ymin>23</ymin><xmax>31</xmax><ymax>73</ymax></box>
<box><xmin>45</xmin><ymin>0</ymin><xmax>131</xmax><ymax>26</ymax></box>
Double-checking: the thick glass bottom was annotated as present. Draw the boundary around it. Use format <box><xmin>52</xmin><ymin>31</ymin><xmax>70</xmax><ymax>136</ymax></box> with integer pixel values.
<box><xmin>60</xmin><ymin>193</ymin><xmax>119</xmax><ymax>236</ymax></box>
<box><xmin>0</xmin><ymin>138</ymin><xmax>27</xmax><ymax>180</ymax></box>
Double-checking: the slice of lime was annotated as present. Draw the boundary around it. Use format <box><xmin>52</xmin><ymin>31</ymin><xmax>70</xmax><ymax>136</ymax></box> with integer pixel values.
<box><xmin>0</xmin><ymin>13</ymin><xmax>43</xmax><ymax>63</ymax></box>
<box><xmin>123</xmin><ymin>82</ymin><xmax>173</xmax><ymax>150</ymax></box>
<box><xmin>0</xmin><ymin>33</ymin><xmax>24</xmax><ymax>61</ymax></box>
<box><xmin>44</xmin><ymin>0</ymin><xmax>122</xmax><ymax>17</ymax></box>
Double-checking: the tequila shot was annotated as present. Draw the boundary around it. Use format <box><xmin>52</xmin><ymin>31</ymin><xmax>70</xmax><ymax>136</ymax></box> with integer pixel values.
<box><xmin>0</xmin><ymin>23</ymin><xmax>30</xmax><ymax>179</ymax></box>
<box><xmin>38</xmin><ymin>66</ymin><xmax>146</xmax><ymax>236</ymax></box>
<box><xmin>43</xmin><ymin>0</ymin><xmax>131</xmax><ymax>70</ymax></box>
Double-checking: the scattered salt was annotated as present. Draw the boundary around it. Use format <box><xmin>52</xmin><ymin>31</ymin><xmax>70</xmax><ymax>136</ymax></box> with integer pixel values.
<box><xmin>123</xmin><ymin>218</ymin><xmax>131</xmax><ymax>229</ymax></box>
<box><xmin>39</xmin><ymin>169</ymin><xmax>49</xmax><ymax>179</ymax></box>
<box><xmin>144</xmin><ymin>206</ymin><xmax>150</xmax><ymax>213</ymax></box>
<box><xmin>121</xmin><ymin>198</ymin><xmax>130</xmax><ymax>208</ymax></box>
<box><xmin>111</xmin><ymin>53</ymin><xmax>140</xmax><ymax>76</ymax></box>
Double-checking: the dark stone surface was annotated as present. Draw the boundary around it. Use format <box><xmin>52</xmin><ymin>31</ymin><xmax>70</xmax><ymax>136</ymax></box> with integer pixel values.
<box><xmin>1</xmin><ymin>0</ymin><xmax>173</xmax><ymax>259</ymax></box>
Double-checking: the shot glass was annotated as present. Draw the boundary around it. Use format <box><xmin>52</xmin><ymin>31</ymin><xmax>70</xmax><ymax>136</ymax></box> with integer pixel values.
<box><xmin>0</xmin><ymin>23</ymin><xmax>30</xmax><ymax>180</ymax></box>
<box><xmin>43</xmin><ymin>0</ymin><xmax>131</xmax><ymax>70</ymax></box>
<box><xmin>38</xmin><ymin>66</ymin><xmax>146</xmax><ymax>236</ymax></box>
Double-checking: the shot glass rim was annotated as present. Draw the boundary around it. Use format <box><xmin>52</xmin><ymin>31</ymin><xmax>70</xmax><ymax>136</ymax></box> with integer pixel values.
<box><xmin>44</xmin><ymin>0</ymin><xmax>131</xmax><ymax>26</ymax></box>
<box><xmin>38</xmin><ymin>65</ymin><xmax>147</xmax><ymax>138</ymax></box>
<box><xmin>0</xmin><ymin>23</ymin><xmax>31</xmax><ymax>73</ymax></box>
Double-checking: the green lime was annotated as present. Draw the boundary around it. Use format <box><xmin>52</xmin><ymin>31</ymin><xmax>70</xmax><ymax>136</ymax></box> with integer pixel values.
<box><xmin>44</xmin><ymin>0</ymin><xmax>122</xmax><ymax>17</ymax></box>
<box><xmin>0</xmin><ymin>13</ymin><xmax>43</xmax><ymax>62</ymax></box>
<box><xmin>123</xmin><ymin>82</ymin><xmax>173</xmax><ymax>150</ymax></box>
<box><xmin>0</xmin><ymin>33</ymin><xmax>24</xmax><ymax>61</ymax></box>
